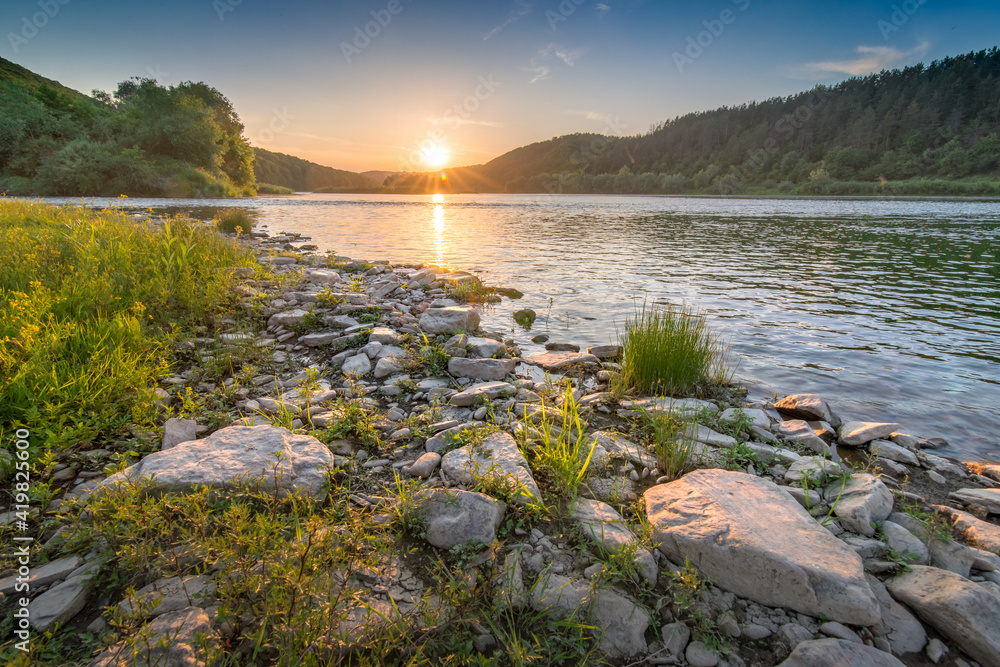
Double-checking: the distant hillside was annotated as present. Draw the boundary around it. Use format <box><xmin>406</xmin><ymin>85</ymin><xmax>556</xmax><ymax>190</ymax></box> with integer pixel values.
<box><xmin>253</xmin><ymin>148</ymin><xmax>371</xmax><ymax>191</ymax></box>
<box><xmin>0</xmin><ymin>57</ymin><xmax>87</xmax><ymax>98</ymax></box>
<box><xmin>390</xmin><ymin>47</ymin><xmax>1000</xmax><ymax>196</ymax></box>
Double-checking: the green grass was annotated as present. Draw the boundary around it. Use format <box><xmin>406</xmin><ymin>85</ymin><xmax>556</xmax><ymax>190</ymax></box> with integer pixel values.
<box><xmin>0</xmin><ymin>199</ymin><xmax>256</xmax><ymax>455</ymax></box>
<box><xmin>617</xmin><ymin>302</ymin><xmax>729</xmax><ymax>397</ymax></box>
<box><xmin>444</xmin><ymin>276</ymin><xmax>500</xmax><ymax>304</ymax></box>
<box><xmin>254</xmin><ymin>183</ymin><xmax>295</xmax><ymax>195</ymax></box>
<box><xmin>214</xmin><ymin>208</ymin><xmax>256</xmax><ymax>235</ymax></box>
<box><xmin>641</xmin><ymin>408</ymin><xmax>697</xmax><ymax>481</ymax></box>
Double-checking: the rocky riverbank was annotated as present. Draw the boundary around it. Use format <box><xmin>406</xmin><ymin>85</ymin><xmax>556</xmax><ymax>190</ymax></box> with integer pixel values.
<box><xmin>2</xmin><ymin>223</ymin><xmax>1000</xmax><ymax>666</ymax></box>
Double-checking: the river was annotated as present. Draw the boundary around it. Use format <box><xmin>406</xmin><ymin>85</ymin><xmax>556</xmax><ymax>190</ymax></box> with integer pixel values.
<box><xmin>45</xmin><ymin>193</ymin><xmax>1000</xmax><ymax>463</ymax></box>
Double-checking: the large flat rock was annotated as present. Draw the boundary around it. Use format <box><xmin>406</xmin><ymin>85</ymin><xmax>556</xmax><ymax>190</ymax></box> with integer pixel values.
<box><xmin>522</xmin><ymin>352</ymin><xmax>600</xmax><ymax>371</ymax></box>
<box><xmin>450</xmin><ymin>381</ymin><xmax>516</xmax><ymax>407</ymax></box>
<box><xmin>419</xmin><ymin>306</ymin><xmax>480</xmax><ymax>334</ymax></box>
<box><xmin>777</xmin><ymin>638</ymin><xmax>904</xmax><ymax>666</ymax></box>
<box><xmin>838</xmin><ymin>421</ymin><xmax>900</xmax><ymax>447</ymax></box>
<box><xmin>644</xmin><ymin>469</ymin><xmax>880</xmax><ymax>625</ymax></box>
<box><xmin>866</xmin><ymin>574</ymin><xmax>926</xmax><ymax>657</ymax></box>
<box><xmin>447</xmin><ymin>357</ymin><xmax>515</xmax><ymax>381</ymax></box>
<box><xmin>949</xmin><ymin>488</ymin><xmax>1000</xmax><ymax>514</ymax></box>
<box><xmin>441</xmin><ymin>432</ymin><xmax>542</xmax><ymax>506</ymax></box>
<box><xmin>886</xmin><ymin>565</ymin><xmax>1000</xmax><ymax>667</ymax></box>
<box><xmin>103</xmin><ymin>425</ymin><xmax>335</xmax><ymax>499</ymax></box>
<box><xmin>91</xmin><ymin>607</ymin><xmax>213</xmax><ymax>667</ymax></box>
<box><xmin>774</xmin><ymin>394</ymin><xmax>837</xmax><ymax>424</ymax></box>
<box><xmin>417</xmin><ymin>489</ymin><xmax>505</xmax><ymax>550</ymax></box>
<box><xmin>934</xmin><ymin>504</ymin><xmax>1000</xmax><ymax>553</ymax></box>
<box><xmin>829</xmin><ymin>473</ymin><xmax>893</xmax><ymax>537</ymax></box>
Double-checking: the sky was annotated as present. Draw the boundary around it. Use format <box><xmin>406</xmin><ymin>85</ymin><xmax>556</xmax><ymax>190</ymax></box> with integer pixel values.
<box><xmin>3</xmin><ymin>0</ymin><xmax>999</xmax><ymax>173</ymax></box>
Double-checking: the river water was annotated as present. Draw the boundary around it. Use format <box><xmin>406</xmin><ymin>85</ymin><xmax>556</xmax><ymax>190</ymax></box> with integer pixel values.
<box><xmin>46</xmin><ymin>193</ymin><xmax>1000</xmax><ymax>463</ymax></box>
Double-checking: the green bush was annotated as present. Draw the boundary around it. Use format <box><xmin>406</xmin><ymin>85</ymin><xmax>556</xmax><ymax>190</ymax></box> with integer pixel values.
<box><xmin>618</xmin><ymin>302</ymin><xmax>728</xmax><ymax>397</ymax></box>
<box><xmin>255</xmin><ymin>182</ymin><xmax>294</xmax><ymax>195</ymax></box>
<box><xmin>0</xmin><ymin>200</ymin><xmax>255</xmax><ymax>453</ymax></box>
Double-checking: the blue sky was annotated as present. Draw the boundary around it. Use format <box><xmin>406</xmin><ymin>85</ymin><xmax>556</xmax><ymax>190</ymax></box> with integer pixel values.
<box><xmin>3</xmin><ymin>0</ymin><xmax>998</xmax><ymax>171</ymax></box>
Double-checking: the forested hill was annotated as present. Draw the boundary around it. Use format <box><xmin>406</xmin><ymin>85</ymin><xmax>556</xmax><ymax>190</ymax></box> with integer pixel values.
<box><xmin>390</xmin><ymin>47</ymin><xmax>1000</xmax><ymax>196</ymax></box>
<box><xmin>253</xmin><ymin>148</ymin><xmax>372</xmax><ymax>192</ymax></box>
<box><xmin>0</xmin><ymin>57</ymin><xmax>257</xmax><ymax>197</ymax></box>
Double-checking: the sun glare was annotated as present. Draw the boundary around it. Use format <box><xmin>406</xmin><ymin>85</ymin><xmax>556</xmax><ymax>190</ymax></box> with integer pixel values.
<box><xmin>420</xmin><ymin>143</ymin><xmax>450</xmax><ymax>168</ymax></box>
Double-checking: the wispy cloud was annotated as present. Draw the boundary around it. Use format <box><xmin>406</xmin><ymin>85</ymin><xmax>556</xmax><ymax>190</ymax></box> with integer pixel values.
<box><xmin>595</xmin><ymin>3</ymin><xmax>611</xmax><ymax>16</ymax></box>
<box><xmin>523</xmin><ymin>43</ymin><xmax>586</xmax><ymax>82</ymax></box>
<box><xmin>484</xmin><ymin>0</ymin><xmax>534</xmax><ymax>40</ymax></box>
<box><xmin>796</xmin><ymin>42</ymin><xmax>930</xmax><ymax>78</ymax></box>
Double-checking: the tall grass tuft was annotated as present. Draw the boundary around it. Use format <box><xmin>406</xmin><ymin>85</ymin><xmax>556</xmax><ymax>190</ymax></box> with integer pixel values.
<box><xmin>643</xmin><ymin>408</ymin><xmax>697</xmax><ymax>481</ymax></box>
<box><xmin>214</xmin><ymin>208</ymin><xmax>256</xmax><ymax>234</ymax></box>
<box><xmin>617</xmin><ymin>302</ymin><xmax>729</xmax><ymax>397</ymax></box>
<box><xmin>522</xmin><ymin>382</ymin><xmax>595</xmax><ymax>506</ymax></box>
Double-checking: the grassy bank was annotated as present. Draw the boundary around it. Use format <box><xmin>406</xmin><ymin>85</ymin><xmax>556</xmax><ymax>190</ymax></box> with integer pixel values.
<box><xmin>0</xmin><ymin>199</ymin><xmax>256</xmax><ymax>456</ymax></box>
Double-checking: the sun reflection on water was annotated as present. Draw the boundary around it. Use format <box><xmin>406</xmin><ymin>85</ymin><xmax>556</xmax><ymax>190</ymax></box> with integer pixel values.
<box><xmin>431</xmin><ymin>194</ymin><xmax>447</xmax><ymax>267</ymax></box>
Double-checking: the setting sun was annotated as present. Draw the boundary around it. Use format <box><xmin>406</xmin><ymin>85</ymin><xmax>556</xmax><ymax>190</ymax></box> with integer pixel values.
<box><xmin>420</xmin><ymin>143</ymin><xmax>450</xmax><ymax>168</ymax></box>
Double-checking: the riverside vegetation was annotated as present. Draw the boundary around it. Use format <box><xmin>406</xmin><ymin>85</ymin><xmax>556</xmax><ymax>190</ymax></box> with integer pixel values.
<box><xmin>2</xmin><ymin>200</ymin><xmax>1000</xmax><ymax>666</ymax></box>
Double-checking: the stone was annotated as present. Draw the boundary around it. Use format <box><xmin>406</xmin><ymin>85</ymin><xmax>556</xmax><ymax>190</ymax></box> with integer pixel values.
<box><xmin>866</xmin><ymin>574</ymin><xmax>926</xmax><ymax>657</ymax></box>
<box><xmin>308</xmin><ymin>268</ymin><xmax>341</xmax><ymax>284</ymax></box>
<box><xmin>581</xmin><ymin>477</ymin><xmax>637</xmax><ymax>504</ymax></box>
<box><xmin>530</xmin><ymin>573</ymin><xmax>589</xmax><ymax>617</ymax></box>
<box><xmin>341</xmin><ymin>353</ymin><xmax>372</xmax><ymax>377</ymax></box>
<box><xmin>591</xmin><ymin>431</ymin><xmax>656</xmax><ymax>468</ymax></box>
<box><xmin>447</xmin><ymin>357</ymin><xmax>515</xmax><ymax>381</ymax></box>
<box><xmin>0</xmin><ymin>555</ymin><xmax>82</xmax><ymax>596</ymax></box>
<box><xmin>466</xmin><ymin>336</ymin><xmax>506</xmax><ymax>358</ymax></box>
<box><xmin>368</xmin><ymin>327</ymin><xmax>401</xmax><ymax>345</ymax></box>
<box><xmin>839</xmin><ymin>422</ymin><xmax>901</xmax><ymax>447</ymax></box>
<box><xmin>661</xmin><ymin>621</ymin><xmax>691</xmax><ymax>660</ymax></box>
<box><xmin>829</xmin><ymin>473</ymin><xmax>893</xmax><ymax>537</ymax></box>
<box><xmin>267</xmin><ymin>308</ymin><xmax>309</xmax><ymax>328</ymax></box>
<box><xmin>162</xmin><ymin>417</ymin><xmax>198</xmax><ymax>450</ymax></box>
<box><xmin>949</xmin><ymin>488</ymin><xmax>1000</xmax><ymax>515</ymax></box>
<box><xmin>586</xmin><ymin>344</ymin><xmax>621</xmax><ymax>360</ymax></box>
<box><xmin>869</xmin><ymin>440</ymin><xmax>919</xmax><ymax>467</ymax></box>
<box><xmin>441</xmin><ymin>432</ymin><xmax>542</xmax><ymax>506</ymax></box>
<box><xmin>880</xmin><ymin>521</ymin><xmax>929</xmax><ymax>565</ymax></box>
<box><xmin>419</xmin><ymin>306</ymin><xmax>480</xmax><ymax>334</ymax></box>
<box><xmin>591</xmin><ymin>587</ymin><xmax>649</xmax><ymax>658</ymax></box>
<box><xmin>928</xmin><ymin>537</ymin><xmax>977</xmax><ymax>577</ymax></box>
<box><xmin>686</xmin><ymin>423</ymin><xmax>737</xmax><ymax>448</ymax></box>
<box><xmin>103</xmin><ymin>425</ymin><xmax>335</xmax><ymax>499</ymax></box>
<box><xmin>886</xmin><ymin>565</ymin><xmax>1000</xmax><ymax>667</ymax></box>
<box><xmin>570</xmin><ymin>498</ymin><xmax>657</xmax><ymax>585</ymax></box>
<box><xmin>784</xmin><ymin>456</ymin><xmax>847</xmax><ymax>484</ymax></box>
<box><xmin>645</xmin><ymin>470</ymin><xmax>879</xmax><ymax>625</ymax></box>
<box><xmin>776</xmin><ymin>638</ymin><xmax>905</xmax><ymax>667</ymax></box>
<box><xmin>544</xmin><ymin>342</ymin><xmax>580</xmax><ymax>352</ymax></box>
<box><xmin>513</xmin><ymin>309</ymin><xmax>537</xmax><ymax>328</ymax></box>
<box><xmin>778</xmin><ymin>622</ymin><xmax>814</xmax><ymax>648</ymax></box>
<box><xmin>926</xmin><ymin>637</ymin><xmax>947</xmax><ymax>662</ymax></box>
<box><xmin>522</xmin><ymin>352</ymin><xmax>601</xmax><ymax>371</ymax></box>
<box><xmin>373</xmin><ymin>356</ymin><xmax>405</xmax><ymax>379</ymax></box>
<box><xmin>934</xmin><ymin>505</ymin><xmax>1000</xmax><ymax>553</ymax></box>
<box><xmin>774</xmin><ymin>394</ymin><xmax>837</xmax><ymax>424</ymax></box>
<box><xmin>818</xmin><ymin>621</ymin><xmax>861</xmax><ymax>643</ymax></box>
<box><xmin>776</xmin><ymin>420</ymin><xmax>831</xmax><ymax>454</ymax></box>
<box><xmin>120</xmin><ymin>575</ymin><xmax>216</xmax><ymax>618</ymax></box>
<box><xmin>425</xmin><ymin>423</ymin><xmax>477</xmax><ymax>454</ymax></box>
<box><xmin>417</xmin><ymin>489</ymin><xmax>505</xmax><ymax>550</ymax></box>
<box><xmin>299</xmin><ymin>332</ymin><xmax>340</xmax><ymax>347</ymax></box>
<box><xmin>90</xmin><ymin>606</ymin><xmax>213</xmax><ymax>667</ymax></box>
<box><xmin>450</xmin><ymin>381</ymin><xmax>516</xmax><ymax>407</ymax></box>
<box><xmin>407</xmin><ymin>452</ymin><xmax>441</xmax><ymax>478</ymax></box>
<box><xmin>28</xmin><ymin>564</ymin><xmax>97</xmax><ymax>631</ymax></box>
<box><xmin>685</xmin><ymin>641</ymin><xmax>719</xmax><ymax>666</ymax></box>
<box><xmin>721</xmin><ymin>407</ymin><xmax>771</xmax><ymax>429</ymax></box>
